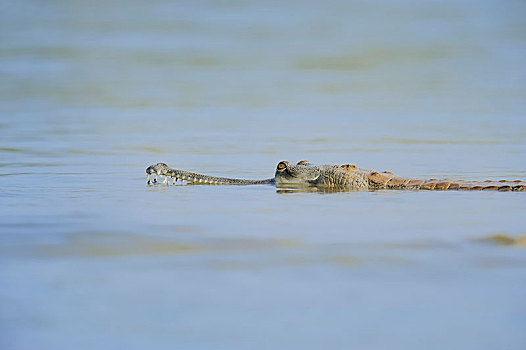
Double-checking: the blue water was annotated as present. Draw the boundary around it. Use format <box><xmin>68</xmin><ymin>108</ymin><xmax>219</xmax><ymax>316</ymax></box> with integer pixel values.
<box><xmin>1</xmin><ymin>1</ymin><xmax>526</xmax><ymax>349</ymax></box>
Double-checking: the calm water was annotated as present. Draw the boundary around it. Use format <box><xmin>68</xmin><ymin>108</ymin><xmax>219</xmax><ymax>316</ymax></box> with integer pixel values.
<box><xmin>1</xmin><ymin>0</ymin><xmax>526</xmax><ymax>349</ymax></box>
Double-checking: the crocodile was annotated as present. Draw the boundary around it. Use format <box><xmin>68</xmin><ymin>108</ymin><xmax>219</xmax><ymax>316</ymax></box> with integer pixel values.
<box><xmin>146</xmin><ymin>161</ymin><xmax>525</xmax><ymax>191</ymax></box>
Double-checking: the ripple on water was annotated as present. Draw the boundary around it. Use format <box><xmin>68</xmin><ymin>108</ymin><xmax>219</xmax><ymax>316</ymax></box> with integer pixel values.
<box><xmin>477</xmin><ymin>234</ymin><xmax>526</xmax><ymax>247</ymax></box>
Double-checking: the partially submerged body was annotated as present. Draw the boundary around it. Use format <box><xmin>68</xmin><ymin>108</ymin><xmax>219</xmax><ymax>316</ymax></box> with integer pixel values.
<box><xmin>146</xmin><ymin>161</ymin><xmax>525</xmax><ymax>192</ymax></box>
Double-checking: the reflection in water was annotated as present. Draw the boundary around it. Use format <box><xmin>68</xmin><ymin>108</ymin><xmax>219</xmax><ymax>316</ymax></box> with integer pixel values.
<box><xmin>276</xmin><ymin>185</ymin><xmax>370</xmax><ymax>194</ymax></box>
<box><xmin>146</xmin><ymin>179</ymin><xmax>372</xmax><ymax>193</ymax></box>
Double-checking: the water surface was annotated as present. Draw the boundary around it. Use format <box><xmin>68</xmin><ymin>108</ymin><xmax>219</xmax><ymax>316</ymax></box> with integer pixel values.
<box><xmin>1</xmin><ymin>1</ymin><xmax>526</xmax><ymax>349</ymax></box>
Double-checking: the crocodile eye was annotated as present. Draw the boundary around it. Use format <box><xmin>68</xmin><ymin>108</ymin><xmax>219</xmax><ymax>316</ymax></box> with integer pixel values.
<box><xmin>277</xmin><ymin>161</ymin><xmax>287</xmax><ymax>171</ymax></box>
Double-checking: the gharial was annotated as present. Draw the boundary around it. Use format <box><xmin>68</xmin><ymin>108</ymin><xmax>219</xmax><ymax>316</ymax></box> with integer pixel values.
<box><xmin>145</xmin><ymin>161</ymin><xmax>525</xmax><ymax>192</ymax></box>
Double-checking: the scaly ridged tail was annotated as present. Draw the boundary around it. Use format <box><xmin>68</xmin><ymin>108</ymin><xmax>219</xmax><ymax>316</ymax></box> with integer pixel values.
<box><xmin>365</xmin><ymin>171</ymin><xmax>526</xmax><ymax>191</ymax></box>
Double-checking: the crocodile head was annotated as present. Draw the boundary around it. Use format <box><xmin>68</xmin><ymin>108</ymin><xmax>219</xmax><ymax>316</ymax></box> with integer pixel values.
<box><xmin>274</xmin><ymin>160</ymin><xmax>321</xmax><ymax>186</ymax></box>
